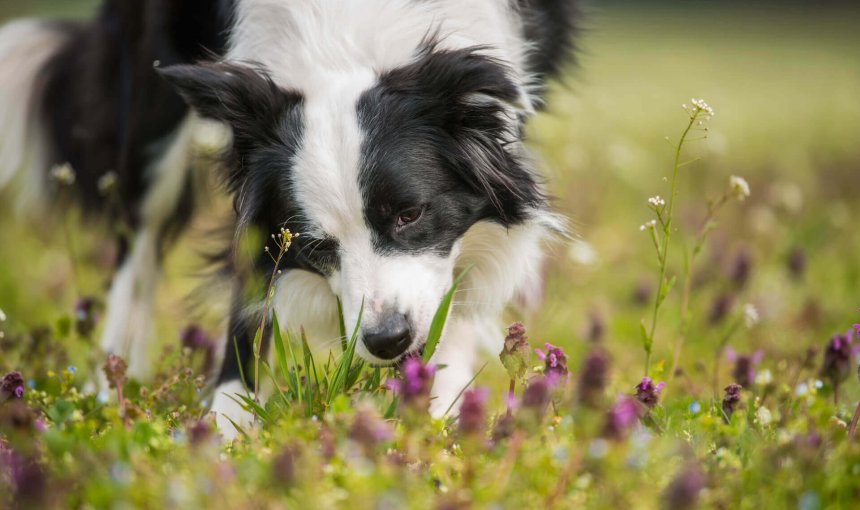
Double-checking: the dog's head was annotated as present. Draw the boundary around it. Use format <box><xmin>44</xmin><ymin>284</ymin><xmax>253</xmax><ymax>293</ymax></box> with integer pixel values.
<box><xmin>161</xmin><ymin>48</ymin><xmax>543</xmax><ymax>364</ymax></box>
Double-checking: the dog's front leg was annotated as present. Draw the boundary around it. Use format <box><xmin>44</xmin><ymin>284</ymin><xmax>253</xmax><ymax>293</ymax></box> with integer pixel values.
<box><xmin>428</xmin><ymin>316</ymin><xmax>493</xmax><ymax>418</ymax></box>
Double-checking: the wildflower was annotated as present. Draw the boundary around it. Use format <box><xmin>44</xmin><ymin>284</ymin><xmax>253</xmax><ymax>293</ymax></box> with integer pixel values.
<box><xmin>662</xmin><ymin>463</ymin><xmax>706</xmax><ymax>510</ymax></box>
<box><xmin>491</xmin><ymin>413</ymin><xmax>515</xmax><ymax>444</ymax></box>
<box><xmin>787</xmin><ymin>247</ymin><xmax>806</xmax><ymax>280</ymax></box>
<box><xmin>499</xmin><ymin>322</ymin><xmax>530</xmax><ymax>382</ymax></box>
<box><xmin>97</xmin><ymin>172</ymin><xmax>117</xmax><ymax>195</ymax></box>
<box><xmin>271</xmin><ymin>445</ymin><xmax>298</xmax><ymax>487</ymax></box>
<box><xmin>754</xmin><ymin>406</ymin><xmax>773</xmax><ymax>427</ymax></box>
<box><xmin>639</xmin><ymin>220</ymin><xmax>657</xmax><ymax>232</ymax></box>
<box><xmin>103</xmin><ymin>354</ymin><xmax>128</xmax><ymax>390</ymax></box>
<box><xmin>721</xmin><ymin>383</ymin><xmax>742</xmax><ymax>423</ymax></box>
<box><xmin>522</xmin><ymin>376</ymin><xmax>550</xmax><ymax>416</ymax></box>
<box><xmin>602</xmin><ymin>396</ymin><xmax>643</xmax><ymax>440</ymax></box>
<box><xmin>188</xmin><ymin>420</ymin><xmax>213</xmax><ymax>447</ymax></box>
<box><xmin>586</xmin><ymin>311</ymin><xmax>605</xmax><ymax>342</ymax></box>
<box><xmin>73</xmin><ymin>297</ymin><xmax>99</xmax><ymax>337</ymax></box>
<box><xmin>648</xmin><ymin>195</ymin><xmax>666</xmax><ymax>208</ymax></box>
<box><xmin>180</xmin><ymin>325</ymin><xmax>215</xmax><ymax>373</ymax></box>
<box><xmin>535</xmin><ymin>342</ymin><xmax>569</xmax><ymax>383</ymax></box>
<box><xmin>688</xmin><ymin>98</ymin><xmax>715</xmax><ymax>118</ymax></box>
<box><xmin>388</xmin><ymin>356</ymin><xmax>435</xmax><ymax>411</ymax></box>
<box><xmin>50</xmin><ymin>163</ymin><xmax>75</xmax><ymax>185</ymax></box>
<box><xmin>348</xmin><ymin>406</ymin><xmax>393</xmax><ymax>451</ymax></box>
<box><xmin>1</xmin><ymin>371</ymin><xmax>25</xmax><ymax>401</ymax></box>
<box><xmin>729</xmin><ymin>247</ymin><xmax>752</xmax><ymax>288</ymax></box>
<box><xmin>755</xmin><ymin>368</ymin><xmax>773</xmax><ymax>386</ymax></box>
<box><xmin>457</xmin><ymin>388</ymin><xmax>489</xmax><ymax>437</ymax></box>
<box><xmin>0</xmin><ymin>308</ymin><xmax>5</xmax><ymax>321</ymax></box>
<box><xmin>708</xmin><ymin>293</ymin><xmax>734</xmax><ymax>325</ymax></box>
<box><xmin>820</xmin><ymin>332</ymin><xmax>854</xmax><ymax>394</ymax></box>
<box><xmin>729</xmin><ymin>175</ymin><xmax>750</xmax><ymax>202</ymax></box>
<box><xmin>634</xmin><ymin>377</ymin><xmax>665</xmax><ymax>409</ymax></box>
<box><xmin>743</xmin><ymin>303</ymin><xmax>759</xmax><ymax>328</ymax></box>
<box><xmin>727</xmin><ymin>348</ymin><xmax>763</xmax><ymax>388</ymax></box>
<box><xmin>577</xmin><ymin>348</ymin><xmax>610</xmax><ymax>408</ymax></box>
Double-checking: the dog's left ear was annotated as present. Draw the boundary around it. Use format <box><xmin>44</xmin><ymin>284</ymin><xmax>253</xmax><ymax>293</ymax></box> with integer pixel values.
<box><xmin>158</xmin><ymin>62</ymin><xmax>298</xmax><ymax>151</ymax></box>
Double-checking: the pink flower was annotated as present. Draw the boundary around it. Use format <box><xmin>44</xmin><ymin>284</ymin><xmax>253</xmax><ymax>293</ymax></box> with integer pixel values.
<box><xmin>603</xmin><ymin>396</ymin><xmax>644</xmax><ymax>440</ymax></box>
<box><xmin>535</xmin><ymin>342</ymin><xmax>569</xmax><ymax>383</ymax></box>
<box><xmin>387</xmin><ymin>356</ymin><xmax>436</xmax><ymax>411</ymax></box>
<box><xmin>1</xmin><ymin>372</ymin><xmax>25</xmax><ymax>401</ymax></box>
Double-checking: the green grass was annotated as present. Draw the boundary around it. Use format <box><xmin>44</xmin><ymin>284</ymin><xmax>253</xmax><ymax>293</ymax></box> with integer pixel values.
<box><xmin>2</xmin><ymin>2</ymin><xmax>860</xmax><ymax>508</ymax></box>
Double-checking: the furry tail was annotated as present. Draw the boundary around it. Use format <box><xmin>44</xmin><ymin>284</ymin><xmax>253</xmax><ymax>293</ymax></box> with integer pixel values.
<box><xmin>0</xmin><ymin>19</ymin><xmax>74</xmax><ymax>210</ymax></box>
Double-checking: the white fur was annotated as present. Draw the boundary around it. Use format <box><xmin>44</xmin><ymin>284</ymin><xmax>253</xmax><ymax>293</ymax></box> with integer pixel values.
<box><xmin>0</xmin><ymin>20</ymin><xmax>72</xmax><ymax>211</ymax></box>
<box><xmin>210</xmin><ymin>379</ymin><xmax>256</xmax><ymax>441</ymax></box>
<box><xmin>99</xmin><ymin>115</ymin><xmax>197</xmax><ymax>382</ymax></box>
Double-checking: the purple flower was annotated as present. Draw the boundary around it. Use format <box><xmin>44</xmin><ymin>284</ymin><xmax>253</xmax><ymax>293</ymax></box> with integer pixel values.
<box><xmin>730</xmin><ymin>246</ymin><xmax>752</xmax><ymax>288</ymax></box>
<box><xmin>721</xmin><ymin>383</ymin><xmax>742</xmax><ymax>423</ymax></box>
<box><xmin>820</xmin><ymin>332</ymin><xmax>855</xmax><ymax>392</ymax></box>
<box><xmin>499</xmin><ymin>322</ymin><xmax>530</xmax><ymax>381</ymax></box>
<box><xmin>726</xmin><ymin>348</ymin><xmax>763</xmax><ymax>388</ymax></box>
<box><xmin>1</xmin><ymin>371</ymin><xmax>25</xmax><ymax>401</ymax></box>
<box><xmin>577</xmin><ymin>348</ymin><xmax>610</xmax><ymax>407</ymax></box>
<box><xmin>388</xmin><ymin>356</ymin><xmax>436</xmax><ymax>411</ymax></box>
<box><xmin>602</xmin><ymin>396</ymin><xmax>643</xmax><ymax>440</ymax></box>
<box><xmin>787</xmin><ymin>247</ymin><xmax>806</xmax><ymax>280</ymax></box>
<box><xmin>103</xmin><ymin>354</ymin><xmax>128</xmax><ymax>390</ymax></box>
<box><xmin>634</xmin><ymin>377</ymin><xmax>665</xmax><ymax>409</ymax></box>
<box><xmin>586</xmin><ymin>311</ymin><xmax>605</xmax><ymax>342</ymax></box>
<box><xmin>73</xmin><ymin>297</ymin><xmax>99</xmax><ymax>337</ymax></box>
<box><xmin>708</xmin><ymin>293</ymin><xmax>734</xmax><ymax>325</ymax></box>
<box><xmin>348</xmin><ymin>407</ymin><xmax>393</xmax><ymax>450</ymax></box>
<box><xmin>188</xmin><ymin>420</ymin><xmax>213</xmax><ymax>447</ymax></box>
<box><xmin>180</xmin><ymin>325</ymin><xmax>215</xmax><ymax>373</ymax></box>
<box><xmin>271</xmin><ymin>446</ymin><xmax>298</xmax><ymax>487</ymax></box>
<box><xmin>662</xmin><ymin>463</ymin><xmax>706</xmax><ymax>510</ymax></box>
<box><xmin>535</xmin><ymin>342</ymin><xmax>569</xmax><ymax>383</ymax></box>
<box><xmin>522</xmin><ymin>376</ymin><xmax>550</xmax><ymax>416</ymax></box>
<box><xmin>491</xmin><ymin>413</ymin><xmax>515</xmax><ymax>444</ymax></box>
<box><xmin>458</xmin><ymin>388</ymin><xmax>489</xmax><ymax>436</ymax></box>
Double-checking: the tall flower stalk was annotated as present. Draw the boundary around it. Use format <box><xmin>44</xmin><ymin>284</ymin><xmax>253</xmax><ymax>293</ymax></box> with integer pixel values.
<box><xmin>640</xmin><ymin>99</ymin><xmax>715</xmax><ymax>376</ymax></box>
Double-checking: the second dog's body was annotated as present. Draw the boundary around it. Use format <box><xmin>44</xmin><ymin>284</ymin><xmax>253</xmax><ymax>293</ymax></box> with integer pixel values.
<box><xmin>0</xmin><ymin>0</ymin><xmax>577</xmax><ymax>438</ymax></box>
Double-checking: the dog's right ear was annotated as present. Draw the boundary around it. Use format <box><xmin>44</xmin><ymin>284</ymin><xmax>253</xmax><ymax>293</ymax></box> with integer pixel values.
<box><xmin>158</xmin><ymin>62</ymin><xmax>297</xmax><ymax>140</ymax></box>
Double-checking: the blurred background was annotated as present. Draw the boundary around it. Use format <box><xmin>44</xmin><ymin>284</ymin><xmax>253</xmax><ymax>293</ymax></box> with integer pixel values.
<box><xmin>1</xmin><ymin>0</ymin><xmax>859</xmax><ymax>398</ymax></box>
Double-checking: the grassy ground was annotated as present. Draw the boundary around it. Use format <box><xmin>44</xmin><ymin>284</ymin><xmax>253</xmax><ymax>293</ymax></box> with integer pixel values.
<box><xmin>2</xmin><ymin>2</ymin><xmax>860</xmax><ymax>508</ymax></box>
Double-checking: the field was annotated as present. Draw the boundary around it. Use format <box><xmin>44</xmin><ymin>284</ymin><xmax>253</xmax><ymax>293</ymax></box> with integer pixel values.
<box><xmin>2</xmin><ymin>2</ymin><xmax>860</xmax><ymax>508</ymax></box>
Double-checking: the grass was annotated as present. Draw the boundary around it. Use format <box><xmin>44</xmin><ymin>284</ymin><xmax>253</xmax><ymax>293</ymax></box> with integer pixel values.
<box><xmin>2</xmin><ymin>2</ymin><xmax>860</xmax><ymax>508</ymax></box>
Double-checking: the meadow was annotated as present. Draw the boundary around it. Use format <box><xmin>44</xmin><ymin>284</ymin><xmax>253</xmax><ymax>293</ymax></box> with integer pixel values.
<box><xmin>2</xmin><ymin>2</ymin><xmax>860</xmax><ymax>508</ymax></box>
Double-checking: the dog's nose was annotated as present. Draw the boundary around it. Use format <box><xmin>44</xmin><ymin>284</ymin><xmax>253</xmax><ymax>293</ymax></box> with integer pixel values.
<box><xmin>363</xmin><ymin>312</ymin><xmax>412</xmax><ymax>360</ymax></box>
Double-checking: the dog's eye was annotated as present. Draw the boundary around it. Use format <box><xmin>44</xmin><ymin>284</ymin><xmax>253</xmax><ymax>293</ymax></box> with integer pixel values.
<box><xmin>395</xmin><ymin>206</ymin><xmax>423</xmax><ymax>229</ymax></box>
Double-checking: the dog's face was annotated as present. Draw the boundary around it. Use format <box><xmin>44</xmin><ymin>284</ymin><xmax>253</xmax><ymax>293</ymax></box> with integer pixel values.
<box><xmin>161</xmin><ymin>49</ymin><xmax>542</xmax><ymax>364</ymax></box>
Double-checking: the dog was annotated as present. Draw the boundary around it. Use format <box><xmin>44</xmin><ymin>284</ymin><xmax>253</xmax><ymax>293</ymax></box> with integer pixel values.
<box><xmin>0</xmin><ymin>0</ymin><xmax>577</xmax><ymax>439</ymax></box>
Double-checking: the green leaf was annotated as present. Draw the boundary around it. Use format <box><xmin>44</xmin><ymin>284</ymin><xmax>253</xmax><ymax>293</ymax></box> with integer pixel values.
<box><xmin>423</xmin><ymin>265</ymin><xmax>472</xmax><ymax>362</ymax></box>
<box><xmin>640</xmin><ymin>320</ymin><xmax>652</xmax><ymax>352</ymax></box>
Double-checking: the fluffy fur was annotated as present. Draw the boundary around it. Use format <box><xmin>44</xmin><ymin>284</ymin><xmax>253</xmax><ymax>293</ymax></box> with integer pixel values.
<box><xmin>0</xmin><ymin>0</ymin><xmax>578</xmax><ymax>440</ymax></box>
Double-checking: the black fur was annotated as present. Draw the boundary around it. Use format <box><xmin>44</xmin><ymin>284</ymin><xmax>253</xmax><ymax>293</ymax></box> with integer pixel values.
<box><xmin>518</xmin><ymin>0</ymin><xmax>580</xmax><ymax>98</ymax></box>
<box><xmin>357</xmin><ymin>46</ymin><xmax>545</xmax><ymax>256</ymax></box>
<box><xmin>41</xmin><ymin>0</ymin><xmax>232</xmax><ymax>236</ymax></box>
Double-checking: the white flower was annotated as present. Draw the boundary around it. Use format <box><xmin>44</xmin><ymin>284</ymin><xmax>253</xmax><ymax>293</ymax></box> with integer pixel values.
<box><xmin>690</xmin><ymin>98</ymin><xmax>715</xmax><ymax>117</ymax></box>
<box><xmin>647</xmin><ymin>196</ymin><xmax>665</xmax><ymax>208</ymax></box>
<box><xmin>755</xmin><ymin>406</ymin><xmax>773</xmax><ymax>426</ymax></box>
<box><xmin>50</xmin><ymin>163</ymin><xmax>76</xmax><ymax>186</ymax></box>
<box><xmin>743</xmin><ymin>303</ymin><xmax>759</xmax><ymax>328</ymax></box>
<box><xmin>639</xmin><ymin>220</ymin><xmax>657</xmax><ymax>232</ymax></box>
<box><xmin>730</xmin><ymin>175</ymin><xmax>751</xmax><ymax>201</ymax></box>
<box><xmin>97</xmin><ymin>172</ymin><xmax>117</xmax><ymax>195</ymax></box>
<box><xmin>0</xmin><ymin>308</ymin><xmax>5</xmax><ymax>321</ymax></box>
<box><xmin>755</xmin><ymin>368</ymin><xmax>773</xmax><ymax>386</ymax></box>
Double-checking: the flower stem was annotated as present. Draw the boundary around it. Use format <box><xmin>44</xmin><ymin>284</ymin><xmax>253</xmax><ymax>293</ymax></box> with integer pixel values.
<box><xmin>645</xmin><ymin>110</ymin><xmax>700</xmax><ymax>376</ymax></box>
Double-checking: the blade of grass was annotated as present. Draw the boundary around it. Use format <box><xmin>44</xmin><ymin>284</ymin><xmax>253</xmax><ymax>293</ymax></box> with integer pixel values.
<box><xmin>423</xmin><ymin>265</ymin><xmax>472</xmax><ymax>362</ymax></box>
<box><xmin>443</xmin><ymin>362</ymin><xmax>488</xmax><ymax>417</ymax></box>
<box><xmin>326</xmin><ymin>298</ymin><xmax>364</xmax><ymax>405</ymax></box>
<box><xmin>336</xmin><ymin>297</ymin><xmax>347</xmax><ymax>352</ymax></box>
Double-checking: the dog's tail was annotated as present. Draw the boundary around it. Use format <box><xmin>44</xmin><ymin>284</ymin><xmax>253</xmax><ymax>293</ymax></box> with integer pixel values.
<box><xmin>0</xmin><ymin>19</ymin><xmax>75</xmax><ymax>211</ymax></box>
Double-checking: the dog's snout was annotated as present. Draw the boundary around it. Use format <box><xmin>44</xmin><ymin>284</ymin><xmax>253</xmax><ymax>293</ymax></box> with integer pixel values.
<box><xmin>363</xmin><ymin>312</ymin><xmax>411</xmax><ymax>360</ymax></box>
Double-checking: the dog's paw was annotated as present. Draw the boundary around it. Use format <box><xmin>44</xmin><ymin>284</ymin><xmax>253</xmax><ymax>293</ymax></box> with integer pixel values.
<box><xmin>210</xmin><ymin>380</ymin><xmax>256</xmax><ymax>442</ymax></box>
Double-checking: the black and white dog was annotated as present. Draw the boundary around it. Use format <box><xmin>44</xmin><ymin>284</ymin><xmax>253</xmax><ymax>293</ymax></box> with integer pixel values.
<box><xmin>0</xmin><ymin>0</ymin><xmax>577</xmax><ymax>438</ymax></box>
